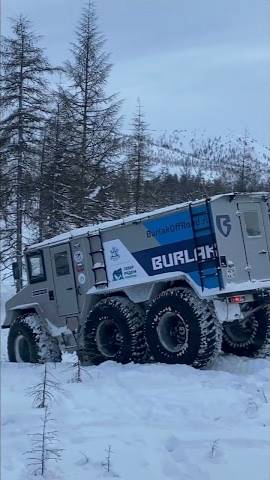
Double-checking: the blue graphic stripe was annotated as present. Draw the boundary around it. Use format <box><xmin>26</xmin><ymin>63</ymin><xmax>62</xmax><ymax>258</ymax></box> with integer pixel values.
<box><xmin>133</xmin><ymin>234</ymin><xmax>220</xmax><ymax>288</ymax></box>
<box><xmin>144</xmin><ymin>205</ymin><xmax>211</xmax><ymax>246</ymax></box>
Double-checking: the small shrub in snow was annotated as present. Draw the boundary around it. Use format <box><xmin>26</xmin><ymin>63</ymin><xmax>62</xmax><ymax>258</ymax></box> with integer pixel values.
<box><xmin>102</xmin><ymin>445</ymin><xmax>112</xmax><ymax>473</ymax></box>
<box><xmin>71</xmin><ymin>356</ymin><xmax>83</xmax><ymax>383</ymax></box>
<box><xmin>245</xmin><ymin>399</ymin><xmax>258</xmax><ymax>418</ymax></box>
<box><xmin>25</xmin><ymin>406</ymin><xmax>63</xmax><ymax>477</ymax></box>
<box><xmin>101</xmin><ymin>445</ymin><xmax>119</xmax><ymax>477</ymax></box>
<box><xmin>258</xmin><ymin>388</ymin><xmax>268</xmax><ymax>404</ymax></box>
<box><xmin>28</xmin><ymin>363</ymin><xmax>60</xmax><ymax>408</ymax></box>
<box><xmin>208</xmin><ymin>439</ymin><xmax>224</xmax><ymax>462</ymax></box>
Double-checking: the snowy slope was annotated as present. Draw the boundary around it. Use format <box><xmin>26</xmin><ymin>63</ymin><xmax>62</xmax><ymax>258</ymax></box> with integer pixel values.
<box><xmin>149</xmin><ymin>132</ymin><xmax>270</xmax><ymax>181</ymax></box>
<box><xmin>2</xmin><ymin>328</ymin><xmax>270</xmax><ymax>479</ymax></box>
<box><xmin>123</xmin><ymin>130</ymin><xmax>270</xmax><ymax>181</ymax></box>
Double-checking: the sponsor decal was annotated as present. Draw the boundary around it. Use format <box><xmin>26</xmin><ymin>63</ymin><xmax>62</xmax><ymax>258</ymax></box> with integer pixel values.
<box><xmin>110</xmin><ymin>246</ymin><xmax>120</xmax><ymax>261</ymax></box>
<box><xmin>76</xmin><ymin>263</ymin><xmax>84</xmax><ymax>273</ymax></box>
<box><xmin>112</xmin><ymin>265</ymin><xmax>138</xmax><ymax>282</ymax></box>
<box><xmin>78</xmin><ymin>273</ymin><xmax>86</xmax><ymax>284</ymax></box>
<box><xmin>104</xmin><ymin>239</ymin><xmax>147</xmax><ymax>284</ymax></box>
<box><xmin>74</xmin><ymin>250</ymin><xmax>83</xmax><ymax>263</ymax></box>
<box><xmin>216</xmin><ymin>215</ymin><xmax>231</xmax><ymax>237</ymax></box>
<box><xmin>113</xmin><ymin>268</ymin><xmax>124</xmax><ymax>280</ymax></box>
<box><xmin>226</xmin><ymin>263</ymin><xmax>236</xmax><ymax>279</ymax></box>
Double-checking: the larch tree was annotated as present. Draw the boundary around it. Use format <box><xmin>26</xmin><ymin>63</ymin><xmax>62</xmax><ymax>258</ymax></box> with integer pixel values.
<box><xmin>36</xmin><ymin>89</ymin><xmax>75</xmax><ymax>241</ymax></box>
<box><xmin>0</xmin><ymin>16</ymin><xmax>52</xmax><ymax>290</ymax></box>
<box><xmin>127</xmin><ymin>99</ymin><xmax>153</xmax><ymax>214</ymax></box>
<box><xmin>63</xmin><ymin>1</ymin><xmax>121</xmax><ymax>227</ymax></box>
<box><xmin>234</xmin><ymin>133</ymin><xmax>259</xmax><ymax>192</ymax></box>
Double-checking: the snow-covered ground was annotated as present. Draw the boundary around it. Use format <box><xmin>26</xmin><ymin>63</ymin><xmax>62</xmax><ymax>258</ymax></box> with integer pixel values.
<box><xmin>1</xmin><ymin>283</ymin><xmax>270</xmax><ymax>480</ymax></box>
<box><xmin>2</xmin><ymin>349</ymin><xmax>270</xmax><ymax>480</ymax></box>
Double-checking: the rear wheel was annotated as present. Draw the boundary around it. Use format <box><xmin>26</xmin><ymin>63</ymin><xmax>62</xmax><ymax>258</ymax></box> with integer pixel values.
<box><xmin>145</xmin><ymin>287</ymin><xmax>221</xmax><ymax>368</ymax></box>
<box><xmin>8</xmin><ymin>314</ymin><xmax>62</xmax><ymax>363</ymax></box>
<box><xmin>79</xmin><ymin>296</ymin><xmax>147</xmax><ymax>365</ymax></box>
<box><xmin>222</xmin><ymin>303</ymin><xmax>270</xmax><ymax>357</ymax></box>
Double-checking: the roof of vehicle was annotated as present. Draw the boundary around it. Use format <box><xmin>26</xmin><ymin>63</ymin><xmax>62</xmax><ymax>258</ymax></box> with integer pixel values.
<box><xmin>26</xmin><ymin>191</ymin><xmax>268</xmax><ymax>251</ymax></box>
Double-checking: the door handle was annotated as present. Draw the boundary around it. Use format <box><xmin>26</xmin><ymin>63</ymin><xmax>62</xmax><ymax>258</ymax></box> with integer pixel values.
<box><xmin>49</xmin><ymin>290</ymin><xmax>54</xmax><ymax>300</ymax></box>
<box><xmin>258</xmin><ymin>250</ymin><xmax>267</xmax><ymax>254</ymax></box>
<box><xmin>66</xmin><ymin>287</ymin><xmax>73</xmax><ymax>290</ymax></box>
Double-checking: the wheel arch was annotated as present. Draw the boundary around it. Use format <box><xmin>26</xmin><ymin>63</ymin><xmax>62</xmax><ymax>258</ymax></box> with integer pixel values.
<box><xmin>7</xmin><ymin>311</ymin><xmax>62</xmax><ymax>363</ymax></box>
<box><xmin>81</xmin><ymin>279</ymin><xmax>197</xmax><ymax>322</ymax></box>
<box><xmin>3</xmin><ymin>303</ymin><xmax>43</xmax><ymax>329</ymax></box>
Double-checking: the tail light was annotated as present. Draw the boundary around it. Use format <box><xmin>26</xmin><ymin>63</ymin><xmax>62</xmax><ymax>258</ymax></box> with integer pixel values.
<box><xmin>229</xmin><ymin>295</ymin><xmax>246</xmax><ymax>304</ymax></box>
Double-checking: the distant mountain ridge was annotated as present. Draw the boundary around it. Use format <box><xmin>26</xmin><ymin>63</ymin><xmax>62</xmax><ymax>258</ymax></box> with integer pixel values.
<box><xmin>148</xmin><ymin>131</ymin><xmax>270</xmax><ymax>182</ymax></box>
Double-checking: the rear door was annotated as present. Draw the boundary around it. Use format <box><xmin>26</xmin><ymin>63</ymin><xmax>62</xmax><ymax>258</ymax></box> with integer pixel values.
<box><xmin>50</xmin><ymin>243</ymin><xmax>79</xmax><ymax>316</ymax></box>
<box><xmin>238</xmin><ymin>202</ymin><xmax>270</xmax><ymax>280</ymax></box>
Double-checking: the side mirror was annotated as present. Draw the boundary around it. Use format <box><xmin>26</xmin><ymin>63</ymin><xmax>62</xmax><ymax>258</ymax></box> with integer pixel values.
<box><xmin>12</xmin><ymin>262</ymin><xmax>20</xmax><ymax>280</ymax></box>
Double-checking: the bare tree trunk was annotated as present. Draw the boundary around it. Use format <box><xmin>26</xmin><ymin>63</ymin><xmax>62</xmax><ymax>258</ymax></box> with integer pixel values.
<box><xmin>134</xmin><ymin>133</ymin><xmax>142</xmax><ymax>214</ymax></box>
<box><xmin>79</xmin><ymin>20</ymin><xmax>90</xmax><ymax>223</ymax></box>
<box><xmin>16</xmin><ymin>34</ymin><xmax>25</xmax><ymax>292</ymax></box>
<box><xmin>38</xmin><ymin>130</ymin><xmax>47</xmax><ymax>242</ymax></box>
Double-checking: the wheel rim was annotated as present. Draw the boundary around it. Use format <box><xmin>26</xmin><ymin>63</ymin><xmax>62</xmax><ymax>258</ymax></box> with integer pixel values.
<box><xmin>14</xmin><ymin>334</ymin><xmax>31</xmax><ymax>362</ymax></box>
<box><xmin>157</xmin><ymin>311</ymin><xmax>188</xmax><ymax>353</ymax></box>
<box><xmin>96</xmin><ymin>319</ymin><xmax>123</xmax><ymax>358</ymax></box>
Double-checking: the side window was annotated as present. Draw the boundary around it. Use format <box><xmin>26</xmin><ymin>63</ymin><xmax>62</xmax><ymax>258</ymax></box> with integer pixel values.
<box><xmin>54</xmin><ymin>251</ymin><xmax>70</xmax><ymax>276</ymax></box>
<box><xmin>244</xmin><ymin>211</ymin><xmax>261</xmax><ymax>237</ymax></box>
<box><xmin>27</xmin><ymin>251</ymin><xmax>46</xmax><ymax>283</ymax></box>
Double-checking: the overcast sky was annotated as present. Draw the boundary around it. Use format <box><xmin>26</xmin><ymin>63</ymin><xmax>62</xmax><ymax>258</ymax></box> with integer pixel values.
<box><xmin>2</xmin><ymin>0</ymin><xmax>270</xmax><ymax>144</ymax></box>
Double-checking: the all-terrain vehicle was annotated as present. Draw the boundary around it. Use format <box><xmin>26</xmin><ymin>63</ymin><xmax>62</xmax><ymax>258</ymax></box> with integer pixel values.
<box><xmin>3</xmin><ymin>192</ymin><xmax>270</xmax><ymax>368</ymax></box>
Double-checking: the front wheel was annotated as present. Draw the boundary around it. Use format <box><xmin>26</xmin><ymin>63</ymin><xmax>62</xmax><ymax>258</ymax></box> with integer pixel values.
<box><xmin>222</xmin><ymin>303</ymin><xmax>270</xmax><ymax>357</ymax></box>
<box><xmin>8</xmin><ymin>314</ymin><xmax>62</xmax><ymax>363</ymax></box>
<box><xmin>145</xmin><ymin>287</ymin><xmax>221</xmax><ymax>368</ymax></box>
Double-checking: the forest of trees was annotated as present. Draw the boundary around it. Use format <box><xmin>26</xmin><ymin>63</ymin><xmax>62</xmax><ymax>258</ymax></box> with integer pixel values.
<box><xmin>1</xmin><ymin>2</ymin><xmax>269</xmax><ymax>289</ymax></box>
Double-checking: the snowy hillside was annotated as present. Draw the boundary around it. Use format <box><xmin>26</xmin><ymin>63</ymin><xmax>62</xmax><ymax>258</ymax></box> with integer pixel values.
<box><xmin>145</xmin><ymin>131</ymin><xmax>270</xmax><ymax>181</ymax></box>
<box><xmin>1</xmin><ymin>294</ymin><xmax>270</xmax><ymax>480</ymax></box>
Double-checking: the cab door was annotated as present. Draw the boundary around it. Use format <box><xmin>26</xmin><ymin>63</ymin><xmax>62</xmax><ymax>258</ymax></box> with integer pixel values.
<box><xmin>50</xmin><ymin>243</ymin><xmax>79</xmax><ymax>316</ymax></box>
<box><xmin>238</xmin><ymin>202</ymin><xmax>270</xmax><ymax>280</ymax></box>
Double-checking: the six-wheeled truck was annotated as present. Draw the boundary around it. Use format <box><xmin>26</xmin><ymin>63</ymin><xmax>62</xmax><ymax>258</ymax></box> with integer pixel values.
<box><xmin>3</xmin><ymin>192</ymin><xmax>270</xmax><ymax>368</ymax></box>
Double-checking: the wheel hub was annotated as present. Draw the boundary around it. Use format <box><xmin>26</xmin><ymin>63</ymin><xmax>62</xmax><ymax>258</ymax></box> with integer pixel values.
<box><xmin>157</xmin><ymin>311</ymin><xmax>188</xmax><ymax>353</ymax></box>
<box><xmin>96</xmin><ymin>319</ymin><xmax>123</xmax><ymax>358</ymax></box>
<box><xmin>223</xmin><ymin>316</ymin><xmax>258</xmax><ymax>345</ymax></box>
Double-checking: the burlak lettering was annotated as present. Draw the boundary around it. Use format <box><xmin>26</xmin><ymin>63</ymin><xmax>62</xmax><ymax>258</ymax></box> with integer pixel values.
<box><xmin>152</xmin><ymin>244</ymin><xmax>214</xmax><ymax>271</ymax></box>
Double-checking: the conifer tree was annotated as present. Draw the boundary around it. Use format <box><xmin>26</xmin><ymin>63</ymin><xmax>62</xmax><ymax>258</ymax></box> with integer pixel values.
<box><xmin>127</xmin><ymin>99</ymin><xmax>152</xmax><ymax>214</ymax></box>
<box><xmin>63</xmin><ymin>1</ymin><xmax>121</xmax><ymax>226</ymax></box>
<box><xmin>0</xmin><ymin>16</ymin><xmax>52</xmax><ymax>289</ymax></box>
<box><xmin>36</xmin><ymin>89</ymin><xmax>75</xmax><ymax>240</ymax></box>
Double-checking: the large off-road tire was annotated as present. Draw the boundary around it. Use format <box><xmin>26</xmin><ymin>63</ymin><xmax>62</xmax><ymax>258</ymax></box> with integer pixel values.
<box><xmin>145</xmin><ymin>287</ymin><xmax>221</xmax><ymax>368</ymax></box>
<box><xmin>8</xmin><ymin>314</ymin><xmax>62</xmax><ymax>363</ymax></box>
<box><xmin>79</xmin><ymin>296</ymin><xmax>147</xmax><ymax>365</ymax></box>
<box><xmin>222</xmin><ymin>303</ymin><xmax>270</xmax><ymax>357</ymax></box>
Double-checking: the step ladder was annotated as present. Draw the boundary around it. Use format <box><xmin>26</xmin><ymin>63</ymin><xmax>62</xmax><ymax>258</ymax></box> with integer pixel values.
<box><xmin>88</xmin><ymin>231</ymin><xmax>108</xmax><ymax>288</ymax></box>
<box><xmin>189</xmin><ymin>199</ymin><xmax>223</xmax><ymax>291</ymax></box>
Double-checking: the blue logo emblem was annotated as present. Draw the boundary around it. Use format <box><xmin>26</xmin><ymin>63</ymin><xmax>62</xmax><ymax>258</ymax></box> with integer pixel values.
<box><xmin>113</xmin><ymin>268</ymin><xmax>123</xmax><ymax>281</ymax></box>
